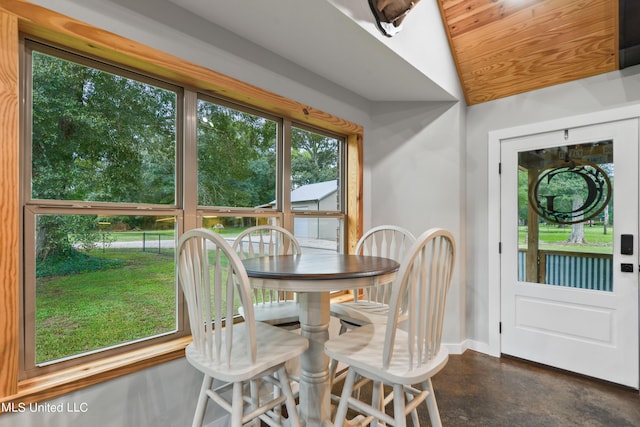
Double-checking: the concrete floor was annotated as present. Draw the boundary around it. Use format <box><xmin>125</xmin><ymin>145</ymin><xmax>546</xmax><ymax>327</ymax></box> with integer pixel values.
<box><xmin>332</xmin><ymin>350</ymin><xmax>640</xmax><ymax>426</ymax></box>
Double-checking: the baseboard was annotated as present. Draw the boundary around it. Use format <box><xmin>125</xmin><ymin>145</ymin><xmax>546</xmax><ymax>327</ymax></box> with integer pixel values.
<box><xmin>444</xmin><ymin>339</ymin><xmax>497</xmax><ymax>357</ymax></box>
<box><xmin>462</xmin><ymin>339</ymin><xmax>497</xmax><ymax>356</ymax></box>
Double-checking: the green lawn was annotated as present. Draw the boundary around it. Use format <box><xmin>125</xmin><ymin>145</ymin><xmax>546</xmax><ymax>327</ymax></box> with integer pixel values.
<box><xmin>35</xmin><ymin>249</ymin><xmax>176</xmax><ymax>363</ymax></box>
<box><xmin>519</xmin><ymin>224</ymin><xmax>613</xmax><ymax>254</ymax></box>
<box><xmin>35</xmin><ymin>242</ymin><xmax>248</xmax><ymax>364</ymax></box>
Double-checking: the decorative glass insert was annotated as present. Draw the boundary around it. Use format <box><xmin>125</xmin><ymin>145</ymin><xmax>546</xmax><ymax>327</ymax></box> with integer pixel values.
<box><xmin>517</xmin><ymin>141</ymin><xmax>613</xmax><ymax>291</ymax></box>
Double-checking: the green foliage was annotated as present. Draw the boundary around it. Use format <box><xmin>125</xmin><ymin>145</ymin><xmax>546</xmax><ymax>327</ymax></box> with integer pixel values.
<box><xmin>35</xmin><ymin>214</ymin><xmax>118</xmax><ymax>263</ymax></box>
<box><xmin>31</xmin><ymin>51</ymin><xmax>177</xmax><ymax>205</ymax></box>
<box><xmin>291</xmin><ymin>127</ymin><xmax>339</xmax><ymax>187</ymax></box>
<box><xmin>36</xmin><ymin>250</ymin><xmax>124</xmax><ymax>278</ymax></box>
<box><xmin>31</xmin><ymin>50</ymin><xmax>178</xmax><ymax>260</ymax></box>
<box><xmin>197</xmin><ymin>101</ymin><xmax>278</xmax><ymax>207</ymax></box>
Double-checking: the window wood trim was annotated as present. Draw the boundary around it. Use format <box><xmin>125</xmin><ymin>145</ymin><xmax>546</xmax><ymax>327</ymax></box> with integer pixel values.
<box><xmin>0</xmin><ymin>8</ymin><xmax>20</xmax><ymax>399</ymax></box>
<box><xmin>0</xmin><ymin>0</ymin><xmax>363</xmax><ymax>405</ymax></box>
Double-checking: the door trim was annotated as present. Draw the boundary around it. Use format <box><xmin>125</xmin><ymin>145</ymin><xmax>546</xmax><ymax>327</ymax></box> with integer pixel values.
<box><xmin>487</xmin><ymin>103</ymin><xmax>640</xmax><ymax>358</ymax></box>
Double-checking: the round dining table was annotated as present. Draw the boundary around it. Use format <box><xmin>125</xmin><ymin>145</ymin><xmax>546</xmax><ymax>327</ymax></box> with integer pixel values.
<box><xmin>242</xmin><ymin>253</ymin><xmax>399</xmax><ymax>427</ymax></box>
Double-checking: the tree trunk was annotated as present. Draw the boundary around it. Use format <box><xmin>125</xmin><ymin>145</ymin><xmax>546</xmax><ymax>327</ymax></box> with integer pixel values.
<box><xmin>567</xmin><ymin>198</ymin><xmax>586</xmax><ymax>244</ymax></box>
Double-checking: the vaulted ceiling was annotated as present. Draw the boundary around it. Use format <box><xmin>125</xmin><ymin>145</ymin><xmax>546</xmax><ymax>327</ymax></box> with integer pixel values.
<box><xmin>158</xmin><ymin>0</ymin><xmax>634</xmax><ymax>106</ymax></box>
<box><xmin>437</xmin><ymin>0</ymin><xmax>621</xmax><ymax>105</ymax></box>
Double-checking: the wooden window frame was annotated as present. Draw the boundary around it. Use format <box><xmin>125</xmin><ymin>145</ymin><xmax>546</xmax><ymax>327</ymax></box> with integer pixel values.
<box><xmin>0</xmin><ymin>0</ymin><xmax>362</xmax><ymax>408</ymax></box>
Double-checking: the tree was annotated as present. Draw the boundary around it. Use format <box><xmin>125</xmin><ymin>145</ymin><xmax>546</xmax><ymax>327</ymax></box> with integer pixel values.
<box><xmin>31</xmin><ymin>51</ymin><xmax>177</xmax><ymax>260</ymax></box>
<box><xmin>291</xmin><ymin>127</ymin><xmax>338</xmax><ymax>188</ymax></box>
<box><xmin>197</xmin><ymin>101</ymin><xmax>277</xmax><ymax>207</ymax></box>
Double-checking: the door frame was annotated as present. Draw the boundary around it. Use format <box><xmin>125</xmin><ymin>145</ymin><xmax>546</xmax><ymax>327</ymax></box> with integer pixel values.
<box><xmin>487</xmin><ymin>103</ymin><xmax>640</xmax><ymax>358</ymax></box>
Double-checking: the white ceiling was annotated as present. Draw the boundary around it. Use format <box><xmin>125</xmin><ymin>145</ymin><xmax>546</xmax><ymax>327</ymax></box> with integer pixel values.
<box><xmin>167</xmin><ymin>0</ymin><xmax>457</xmax><ymax>102</ymax></box>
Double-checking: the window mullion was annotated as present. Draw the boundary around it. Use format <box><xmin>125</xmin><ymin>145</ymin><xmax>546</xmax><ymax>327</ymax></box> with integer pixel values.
<box><xmin>183</xmin><ymin>89</ymin><xmax>198</xmax><ymax>231</ymax></box>
<box><xmin>281</xmin><ymin>119</ymin><xmax>293</xmax><ymax>231</ymax></box>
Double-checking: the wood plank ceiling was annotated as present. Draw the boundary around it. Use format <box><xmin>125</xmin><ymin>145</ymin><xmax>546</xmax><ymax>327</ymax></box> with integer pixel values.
<box><xmin>437</xmin><ymin>0</ymin><xmax>619</xmax><ymax>105</ymax></box>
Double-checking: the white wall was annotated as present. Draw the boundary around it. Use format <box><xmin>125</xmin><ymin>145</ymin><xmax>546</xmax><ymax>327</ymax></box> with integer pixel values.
<box><xmin>365</xmin><ymin>100</ymin><xmax>467</xmax><ymax>347</ymax></box>
<box><xmin>329</xmin><ymin>0</ymin><xmax>464</xmax><ymax>101</ymax></box>
<box><xmin>0</xmin><ymin>359</ymin><xmax>209</xmax><ymax>427</ymax></box>
<box><xmin>465</xmin><ymin>65</ymin><xmax>640</xmax><ymax>351</ymax></box>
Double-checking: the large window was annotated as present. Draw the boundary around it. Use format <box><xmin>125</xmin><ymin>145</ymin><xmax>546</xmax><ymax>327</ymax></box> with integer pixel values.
<box><xmin>1</xmin><ymin>3</ymin><xmax>361</xmax><ymax>403</ymax></box>
<box><xmin>23</xmin><ymin>42</ymin><xmax>182</xmax><ymax>376</ymax></box>
<box><xmin>195</xmin><ymin>97</ymin><xmax>346</xmax><ymax>254</ymax></box>
<box><xmin>21</xmin><ymin>39</ymin><xmax>347</xmax><ymax>379</ymax></box>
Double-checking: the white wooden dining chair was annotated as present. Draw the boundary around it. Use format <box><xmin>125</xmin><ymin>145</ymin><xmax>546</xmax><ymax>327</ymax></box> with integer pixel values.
<box><xmin>329</xmin><ymin>225</ymin><xmax>415</xmax><ymax>385</ymax></box>
<box><xmin>330</xmin><ymin>225</ymin><xmax>416</xmax><ymax>330</ymax></box>
<box><xmin>177</xmin><ymin>228</ymin><xmax>308</xmax><ymax>427</ymax></box>
<box><xmin>233</xmin><ymin>225</ymin><xmax>302</xmax><ymax>330</ymax></box>
<box><xmin>325</xmin><ymin>228</ymin><xmax>456</xmax><ymax>427</ymax></box>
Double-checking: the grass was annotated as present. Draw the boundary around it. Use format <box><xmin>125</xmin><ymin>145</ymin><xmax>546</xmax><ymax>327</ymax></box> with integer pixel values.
<box><xmin>35</xmin><ymin>243</ymin><xmax>247</xmax><ymax>364</ymax></box>
<box><xmin>519</xmin><ymin>224</ymin><xmax>613</xmax><ymax>254</ymax></box>
<box><xmin>35</xmin><ymin>249</ymin><xmax>176</xmax><ymax>363</ymax></box>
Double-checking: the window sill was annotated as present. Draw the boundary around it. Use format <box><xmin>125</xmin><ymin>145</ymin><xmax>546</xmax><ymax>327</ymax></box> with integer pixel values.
<box><xmin>0</xmin><ymin>336</ymin><xmax>191</xmax><ymax>412</ymax></box>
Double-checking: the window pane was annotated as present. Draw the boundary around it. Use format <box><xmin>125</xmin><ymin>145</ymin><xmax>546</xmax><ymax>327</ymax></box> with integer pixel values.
<box><xmin>291</xmin><ymin>127</ymin><xmax>341</xmax><ymax>211</ymax></box>
<box><xmin>33</xmin><ymin>214</ymin><xmax>177</xmax><ymax>364</ymax></box>
<box><xmin>31</xmin><ymin>51</ymin><xmax>177</xmax><ymax>205</ymax></box>
<box><xmin>517</xmin><ymin>141</ymin><xmax>613</xmax><ymax>291</ymax></box>
<box><xmin>197</xmin><ymin>100</ymin><xmax>277</xmax><ymax>208</ymax></box>
<box><xmin>294</xmin><ymin>217</ymin><xmax>343</xmax><ymax>253</ymax></box>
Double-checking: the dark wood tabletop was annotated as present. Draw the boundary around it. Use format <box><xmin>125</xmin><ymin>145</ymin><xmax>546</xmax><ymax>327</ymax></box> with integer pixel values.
<box><xmin>242</xmin><ymin>253</ymin><xmax>400</xmax><ymax>281</ymax></box>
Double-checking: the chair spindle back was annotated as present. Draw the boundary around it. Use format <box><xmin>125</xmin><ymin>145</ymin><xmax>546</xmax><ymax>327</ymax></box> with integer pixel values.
<box><xmin>354</xmin><ymin>225</ymin><xmax>416</xmax><ymax>304</ymax></box>
<box><xmin>383</xmin><ymin>228</ymin><xmax>456</xmax><ymax>370</ymax></box>
<box><xmin>178</xmin><ymin>229</ymin><xmax>257</xmax><ymax>367</ymax></box>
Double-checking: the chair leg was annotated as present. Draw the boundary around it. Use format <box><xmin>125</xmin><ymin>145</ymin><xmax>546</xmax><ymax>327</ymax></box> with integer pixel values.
<box><xmin>192</xmin><ymin>375</ymin><xmax>213</xmax><ymax>427</ymax></box>
<box><xmin>272</xmin><ymin>370</ymin><xmax>282</xmax><ymax>424</ymax></box>
<box><xmin>392</xmin><ymin>383</ymin><xmax>407</xmax><ymax>427</ymax></box>
<box><xmin>231</xmin><ymin>382</ymin><xmax>244</xmax><ymax>427</ymax></box>
<box><xmin>277</xmin><ymin>366</ymin><xmax>301</xmax><ymax>427</ymax></box>
<box><xmin>406</xmin><ymin>388</ymin><xmax>419</xmax><ymax>427</ymax></box>
<box><xmin>423</xmin><ymin>379</ymin><xmax>442</xmax><ymax>427</ymax></box>
<box><xmin>333</xmin><ymin>368</ymin><xmax>357</xmax><ymax>426</ymax></box>
<box><xmin>329</xmin><ymin>358</ymin><xmax>339</xmax><ymax>388</ymax></box>
<box><xmin>371</xmin><ymin>380</ymin><xmax>383</xmax><ymax>426</ymax></box>
<box><xmin>250</xmin><ymin>379</ymin><xmax>261</xmax><ymax>427</ymax></box>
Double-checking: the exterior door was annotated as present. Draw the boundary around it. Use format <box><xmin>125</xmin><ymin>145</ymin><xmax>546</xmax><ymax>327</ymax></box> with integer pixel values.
<box><xmin>500</xmin><ymin>119</ymin><xmax>639</xmax><ymax>388</ymax></box>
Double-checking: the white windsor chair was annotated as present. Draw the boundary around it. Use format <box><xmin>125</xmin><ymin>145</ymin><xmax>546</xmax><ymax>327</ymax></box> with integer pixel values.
<box><xmin>329</xmin><ymin>225</ymin><xmax>415</xmax><ymax>385</ymax></box>
<box><xmin>232</xmin><ymin>225</ymin><xmax>302</xmax><ymax>330</ymax></box>
<box><xmin>325</xmin><ymin>228</ymin><xmax>456</xmax><ymax>427</ymax></box>
<box><xmin>178</xmin><ymin>228</ymin><xmax>308</xmax><ymax>427</ymax></box>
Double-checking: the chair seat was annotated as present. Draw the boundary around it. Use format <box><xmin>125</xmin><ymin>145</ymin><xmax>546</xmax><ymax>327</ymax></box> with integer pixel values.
<box><xmin>325</xmin><ymin>323</ymin><xmax>449</xmax><ymax>385</ymax></box>
<box><xmin>239</xmin><ymin>301</ymin><xmax>300</xmax><ymax>326</ymax></box>
<box><xmin>329</xmin><ymin>301</ymin><xmax>390</xmax><ymax>327</ymax></box>
<box><xmin>186</xmin><ymin>322</ymin><xmax>308</xmax><ymax>383</ymax></box>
